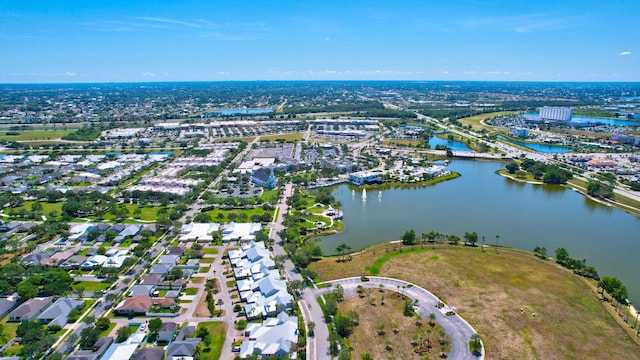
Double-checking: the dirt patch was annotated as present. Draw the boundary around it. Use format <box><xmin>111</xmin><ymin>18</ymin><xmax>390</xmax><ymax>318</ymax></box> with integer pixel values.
<box><xmin>311</xmin><ymin>244</ymin><xmax>640</xmax><ymax>359</ymax></box>
<box><xmin>341</xmin><ymin>288</ymin><xmax>449</xmax><ymax>359</ymax></box>
<box><xmin>194</xmin><ymin>293</ymin><xmax>212</xmax><ymax>318</ymax></box>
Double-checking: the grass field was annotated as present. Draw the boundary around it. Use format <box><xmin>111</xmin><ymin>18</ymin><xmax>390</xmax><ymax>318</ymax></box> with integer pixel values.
<box><xmin>310</xmin><ymin>244</ymin><xmax>640</xmax><ymax>359</ymax></box>
<box><xmin>457</xmin><ymin>111</ymin><xmax>516</xmax><ymax>132</ymax></box>
<box><xmin>203</xmin><ymin>207</ymin><xmax>272</xmax><ymax>223</ymax></box>
<box><xmin>259</xmin><ymin>132</ymin><xmax>303</xmax><ymax>142</ymax></box>
<box><xmin>195</xmin><ymin>322</ymin><xmax>226</xmax><ymax>360</ymax></box>
<box><xmin>260</xmin><ymin>189</ymin><xmax>279</xmax><ymax>204</ymax></box>
<box><xmin>12</xmin><ymin>201</ymin><xmax>64</xmax><ymax>215</ymax></box>
<box><xmin>341</xmin><ymin>288</ymin><xmax>449</xmax><ymax>358</ymax></box>
<box><xmin>382</xmin><ymin>139</ymin><xmax>424</xmax><ymax>147</ymax></box>
<box><xmin>99</xmin><ymin>322</ymin><xmax>117</xmax><ymax>337</ymax></box>
<box><xmin>203</xmin><ymin>248</ymin><xmax>219</xmax><ymax>255</ymax></box>
<box><xmin>214</xmin><ymin>137</ymin><xmax>254</xmax><ymax>143</ymax></box>
<box><xmin>0</xmin><ymin>130</ymin><xmax>73</xmax><ymax>141</ymax></box>
<box><xmin>183</xmin><ymin>288</ymin><xmax>199</xmax><ymax>295</ymax></box>
<box><xmin>72</xmin><ymin>281</ymin><xmax>112</xmax><ymax>291</ymax></box>
<box><xmin>122</xmin><ymin>204</ymin><xmax>164</xmax><ymax>221</ymax></box>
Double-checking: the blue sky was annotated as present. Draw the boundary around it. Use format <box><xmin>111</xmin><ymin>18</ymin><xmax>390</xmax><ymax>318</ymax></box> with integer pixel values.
<box><xmin>1</xmin><ymin>0</ymin><xmax>638</xmax><ymax>83</ymax></box>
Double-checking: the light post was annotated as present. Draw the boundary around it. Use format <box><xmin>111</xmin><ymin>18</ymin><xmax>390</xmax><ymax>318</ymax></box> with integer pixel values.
<box><xmin>495</xmin><ymin>235</ymin><xmax>500</xmax><ymax>254</ymax></box>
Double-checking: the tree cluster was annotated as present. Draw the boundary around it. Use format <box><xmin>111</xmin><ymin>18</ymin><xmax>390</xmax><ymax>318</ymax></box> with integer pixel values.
<box><xmin>0</xmin><ymin>264</ymin><xmax>74</xmax><ymax>299</ymax></box>
<box><xmin>554</xmin><ymin>247</ymin><xmax>599</xmax><ymax>280</ymax></box>
<box><xmin>515</xmin><ymin>159</ymin><xmax>573</xmax><ymax>184</ymax></box>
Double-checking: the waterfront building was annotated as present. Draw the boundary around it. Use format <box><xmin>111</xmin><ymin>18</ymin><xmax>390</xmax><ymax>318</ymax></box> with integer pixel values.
<box><xmin>349</xmin><ymin>170</ymin><xmax>382</xmax><ymax>185</ymax></box>
<box><xmin>509</xmin><ymin>127</ymin><xmax>529</xmax><ymax>138</ymax></box>
<box><xmin>539</xmin><ymin>106</ymin><xmax>573</xmax><ymax>122</ymax></box>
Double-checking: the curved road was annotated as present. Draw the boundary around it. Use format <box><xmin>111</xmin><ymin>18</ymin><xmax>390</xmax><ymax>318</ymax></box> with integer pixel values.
<box><xmin>313</xmin><ymin>276</ymin><xmax>484</xmax><ymax>360</ymax></box>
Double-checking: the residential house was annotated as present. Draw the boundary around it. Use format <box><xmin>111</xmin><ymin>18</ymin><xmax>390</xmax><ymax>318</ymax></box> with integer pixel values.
<box><xmin>100</xmin><ymin>343</ymin><xmax>138</xmax><ymax>360</ymax></box>
<box><xmin>174</xmin><ymin>326</ymin><xmax>195</xmax><ymax>341</ymax></box>
<box><xmin>8</xmin><ymin>297</ymin><xmax>52</xmax><ymax>323</ymax></box>
<box><xmin>149</xmin><ymin>264</ymin><xmax>173</xmax><ymax>275</ymax></box>
<box><xmin>114</xmin><ymin>224</ymin><xmax>142</xmax><ymax>243</ymax></box>
<box><xmin>179</xmin><ymin>223</ymin><xmax>220</xmax><ymax>242</ymax></box>
<box><xmin>158</xmin><ymin>255</ymin><xmax>180</xmax><ymax>266</ymax></box>
<box><xmin>166</xmin><ymin>338</ymin><xmax>201</xmax><ymax>360</ymax></box>
<box><xmin>0</xmin><ymin>297</ymin><xmax>18</xmax><ymax>319</ymax></box>
<box><xmin>132</xmin><ymin>348</ymin><xmax>164</xmax><ymax>360</ymax></box>
<box><xmin>221</xmin><ymin>223</ymin><xmax>262</xmax><ymax>243</ymax></box>
<box><xmin>240</xmin><ymin>312</ymin><xmax>298</xmax><ymax>359</ymax></box>
<box><xmin>67</xmin><ymin>337</ymin><xmax>113</xmax><ymax>360</ymax></box>
<box><xmin>129</xmin><ymin>285</ymin><xmax>156</xmax><ymax>297</ymax></box>
<box><xmin>114</xmin><ymin>295</ymin><xmax>152</xmax><ymax>316</ymax></box>
<box><xmin>22</xmin><ymin>249</ymin><xmax>58</xmax><ymax>267</ymax></box>
<box><xmin>37</xmin><ymin>297</ymin><xmax>84</xmax><ymax>327</ymax></box>
<box><xmin>166</xmin><ymin>247</ymin><xmax>186</xmax><ymax>256</ymax></box>
<box><xmin>156</xmin><ymin>322</ymin><xmax>178</xmax><ymax>345</ymax></box>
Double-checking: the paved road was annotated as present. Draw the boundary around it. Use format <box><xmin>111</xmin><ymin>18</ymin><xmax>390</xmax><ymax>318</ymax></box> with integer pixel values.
<box><xmin>269</xmin><ymin>183</ymin><xmax>330</xmax><ymax>359</ymax></box>
<box><xmin>314</xmin><ymin>277</ymin><xmax>484</xmax><ymax>360</ymax></box>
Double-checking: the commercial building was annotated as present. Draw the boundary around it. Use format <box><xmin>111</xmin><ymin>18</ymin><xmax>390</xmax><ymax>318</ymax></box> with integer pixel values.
<box><xmin>349</xmin><ymin>170</ymin><xmax>382</xmax><ymax>185</ymax></box>
<box><xmin>539</xmin><ymin>106</ymin><xmax>573</xmax><ymax>122</ymax></box>
<box><xmin>509</xmin><ymin>127</ymin><xmax>529</xmax><ymax>138</ymax></box>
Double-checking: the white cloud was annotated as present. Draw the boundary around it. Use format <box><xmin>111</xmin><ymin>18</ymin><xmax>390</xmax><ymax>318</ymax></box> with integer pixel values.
<box><xmin>442</xmin><ymin>70</ymin><xmax>449</xmax><ymax>75</ymax></box>
<box><xmin>141</xmin><ymin>72</ymin><xmax>156</xmax><ymax>77</ymax></box>
<box><xmin>64</xmin><ymin>72</ymin><xmax>77</xmax><ymax>77</ymax></box>
<box><xmin>619</xmin><ymin>51</ymin><xmax>631</xmax><ymax>56</ymax></box>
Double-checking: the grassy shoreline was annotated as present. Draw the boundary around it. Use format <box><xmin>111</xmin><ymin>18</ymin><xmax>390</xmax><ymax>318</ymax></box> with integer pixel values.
<box><xmin>309</xmin><ymin>242</ymin><xmax>640</xmax><ymax>359</ymax></box>
<box><xmin>497</xmin><ymin>170</ymin><xmax>640</xmax><ymax>217</ymax></box>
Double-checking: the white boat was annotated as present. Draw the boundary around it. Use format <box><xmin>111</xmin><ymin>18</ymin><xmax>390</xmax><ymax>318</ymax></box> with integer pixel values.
<box><xmin>351</xmin><ymin>189</ymin><xmax>356</xmax><ymax>197</ymax></box>
<box><xmin>362</xmin><ymin>188</ymin><xmax>367</xmax><ymax>198</ymax></box>
<box><xmin>378</xmin><ymin>191</ymin><xmax>382</xmax><ymax>198</ymax></box>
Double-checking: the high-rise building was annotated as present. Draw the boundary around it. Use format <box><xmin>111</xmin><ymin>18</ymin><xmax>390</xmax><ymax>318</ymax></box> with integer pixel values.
<box><xmin>539</xmin><ymin>106</ymin><xmax>573</xmax><ymax>122</ymax></box>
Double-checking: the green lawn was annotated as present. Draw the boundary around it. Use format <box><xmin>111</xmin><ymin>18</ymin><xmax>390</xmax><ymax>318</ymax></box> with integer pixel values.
<box><xmin>1</xmin><ymin>319</ymin><xmax>19</xmax><ymax>338</ymax></box>
<box><xmin>0</xmin><ymin>130</ymin><xmax>73</xmax><ymax>141</ymax></box>
<box><xmin>183</xmin><ymin>288</ymin><xmax>199</xmax><ymax>296</ymax></box>
<box><xmin>11</xmin><ymin>201</ymin><xmax>64</xmax><ymax>216</ymax></box>
<box><xmin>123</xmin><ymin>204</ymin><xmax>164</xmax><ymax>221</ymax></box>
<box><xmin>195</xmin><ymin>322</ymin><xmax>226</xmax><ymax>360</ymax></box>
<box><xmin>199</xmin><ymin>266</ymin><xmax>210</xmax><ymax>273</ymax></box>
<box><xmin>72</xmin><ymin>281</ymin><xmax>112</xmax><ymax>291</ymax></box>
<box><xmin>260</xmin><ymin>189</ymin><xmax>279</xmax><ymax>204</ymax></box>
<box><xmin>99</xmin><ymin>321</ymin><xmax>117</xmax><ymax>337</ymax></box>
<box><xmin>203</xmin><ymin>207</ymin><xmax>272</xmax><ymax>223</ymax></box>
<box><xmin>203</xmin><ymin>248</ymin><xmax>219</xmax><ymax>255</ymax></box>
<box><xmin>199</xmin><ymin>258</ymin><xmax>215</xmax><ymax>264</ymax></box>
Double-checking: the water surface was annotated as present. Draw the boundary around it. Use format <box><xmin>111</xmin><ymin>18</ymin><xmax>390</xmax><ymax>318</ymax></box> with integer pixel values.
<box><xmin>321</xmin><ymin>160</ymin><xmax>640</xmax><ymax>304</ymax></box>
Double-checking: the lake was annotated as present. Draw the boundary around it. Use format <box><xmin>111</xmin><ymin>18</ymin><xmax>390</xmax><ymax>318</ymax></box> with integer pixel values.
<box><xmin>203</xmin><ymin>109</ymin><xmax>273</xmax><ymax>116</ymax></box>
<box><xmin>497</xmin><ymin>136</ymin><xmax>572</xmax><ymax>153</ymax></box>
<box><xmin>321</xmin><ymin>160</ymin><xmax>640</xmax><ymax>304</ymax></box>
<box><xmin>524</xmin><ymin>113</ymin><xmax>640</xmax><ymax>126</ymax></box>
<box><xmin>429</xmin><ymin>136</ymin><xmax>473</xmax><ymax>152</ymax></box>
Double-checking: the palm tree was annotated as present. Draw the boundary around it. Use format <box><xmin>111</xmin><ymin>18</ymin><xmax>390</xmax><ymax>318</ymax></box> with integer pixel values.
<box><xmin>495</xmin><ymin>235</ymin><xmax>500</xmax><ymax>254</ymax></box>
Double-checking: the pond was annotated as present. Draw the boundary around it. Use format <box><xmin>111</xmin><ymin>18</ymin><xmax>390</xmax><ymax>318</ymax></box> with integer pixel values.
<box><xmin>321</xmin><ymin>160</ymin><xmax>640</xmax><ymax>304</ymax></box>
<box><xmin>497</xmin><ymin>136</ymin><xmax>572</xmax><ymax>153</ymax></box>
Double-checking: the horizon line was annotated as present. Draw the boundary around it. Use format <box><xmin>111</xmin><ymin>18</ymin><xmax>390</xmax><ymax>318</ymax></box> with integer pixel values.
<box><xmin>2</xmin><ymin>79</ymin><xmax>640</xmax><ymax>86</ymax></box>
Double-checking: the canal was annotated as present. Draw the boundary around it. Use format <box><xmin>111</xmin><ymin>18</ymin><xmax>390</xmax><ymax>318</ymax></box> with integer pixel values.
<box><xmin>320</xmin><ymin>160</ymin><xmax>640</xmax><ymax>304</ymax></box>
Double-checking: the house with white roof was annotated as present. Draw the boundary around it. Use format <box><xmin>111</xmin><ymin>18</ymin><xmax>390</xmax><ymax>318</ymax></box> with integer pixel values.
<box><xmin>221</xmin><ymin>222</ymin><xmax>262</xmax><ymax>242</ymax></box>
<box><xmin>239</xmin><ymin>312</ymin><xmax>298</xmax><ymax>358</ymax></box>
<box><xmin>81</xmin><ymin>255</ymin><xmax>108</xmax><ymax>270</ymax></box>
<box><xmin>179</xmin><ymin>223</ymin><xmax>220</xmax><ymax>242</ymax></box>
<box><xmin>68</xmin><ymin>223</ymin><xmax>94</xmax><ymax>241</ymax></box>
